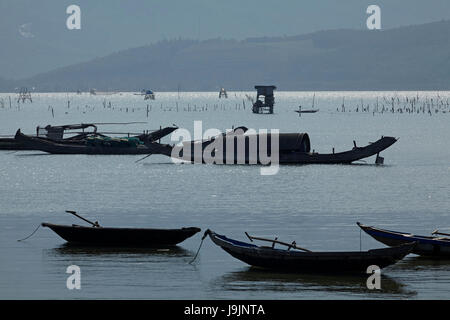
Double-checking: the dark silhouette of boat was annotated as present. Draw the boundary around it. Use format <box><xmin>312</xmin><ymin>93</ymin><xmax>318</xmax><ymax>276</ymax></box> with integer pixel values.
<box><xmin>1</xmin><ymin>123</ymin><xmax>100</xmax><ymax>150</ymax></box>
<box><xmin>294</xmin><ymin>109</ymin><xmax>319</xmax><ymax>114</ymax></box>
<box><xmin>42</xmin><ymin>223</ymin><xmax>201</xmax><ymax>246</ymax></box>
<box><xmin>13</xmin><ymin>125</ymin><xmax>177</xmax><ymax>154</ymax></box>
<box><xmin>205</xmin><ymin>229</ymin><xmax>414</xmax><ymax>274</ymax></box>
<box><xmin>358</xmin><ymin>222</ymin><xmax>450</xmax><ymax>258</ymax></box>
<box><xmin>144</xmin><ymin>127</ymin><xmax>397</xmax><ymax>164</ymax></box>
<box><xmin>0</xmin><ymin>137</ymin><xmax>25</xmax><ymax>150</ymax></box>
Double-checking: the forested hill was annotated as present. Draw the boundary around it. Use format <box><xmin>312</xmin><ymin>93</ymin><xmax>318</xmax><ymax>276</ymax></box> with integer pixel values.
<box><xmin>5</xmin><ymin>20</ymin><xmax>450</xmax><ymax>92</ymax></box>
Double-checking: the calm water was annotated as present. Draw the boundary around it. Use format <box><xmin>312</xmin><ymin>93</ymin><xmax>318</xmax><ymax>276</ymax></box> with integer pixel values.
<box><xmin>0</xmin><ymin>91</ymin><xmax>449</xmax><ymax>299</ymax></box>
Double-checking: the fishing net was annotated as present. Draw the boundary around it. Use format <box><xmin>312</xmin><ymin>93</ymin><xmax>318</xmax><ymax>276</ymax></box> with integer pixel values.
<box><xmin>86</xmin><ymin>136</ymin><xmax>143</xmax><ymax>148</ymax></box>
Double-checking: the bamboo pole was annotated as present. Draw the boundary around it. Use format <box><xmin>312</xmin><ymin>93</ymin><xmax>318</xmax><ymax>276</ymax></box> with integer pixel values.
<box><xmin>245</xmin><ymin>232</ymin><xmax>311</xmax><ymax>252</ymax></box>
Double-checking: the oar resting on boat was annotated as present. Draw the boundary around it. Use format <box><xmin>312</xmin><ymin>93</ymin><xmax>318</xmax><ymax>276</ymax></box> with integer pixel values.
<box><xmin>204</xmin><ymin>229</ymin><xmax>414</xmax><ymax>274</ymax></box>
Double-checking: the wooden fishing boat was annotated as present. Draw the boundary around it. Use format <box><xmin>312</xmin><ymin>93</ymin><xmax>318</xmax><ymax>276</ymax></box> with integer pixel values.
<box><xmin>357</xmin><ymin>222</ymin><xmax>450</xmax><ymax>258</ymax></box>
<box><xmin>295</xmin><ymin>94</ymin><xmax>319</xmax><ymax>115</ymax></box>
<box><xmin>294</xmin><ymin>109</ymin><xmax>319</xmax><ymax>114</ymax></box>
<box><xmin>1</xmin><ymin>123</ymin><xmax>176</xmax><ymax>152</ymax></box>
<box><xmin>42</xmin><ymin>223</ymin><xmax>201</xmax><ymax>246</ymax></box>
<box><xmin>1</xmin><ymin>123</ymin><xmax>98</xmax><ymax>150</ymax></box>
<box><xmin>134</xmin><ymin>89</ymin><xmax>155</xmax><ymax>100</ymax></box>
<box><xmin>13</xmin><ymin>126</ymin><xmax>177</xmax><ymax>154</ymax></box>
<box><xmin>144</xmin><ymin>127</ymin><xmax>397</xmax><ymax>165</ymax></box>
<box><xmin>205</xmin><ymin>230</ymin><xmax>414</xmax><ymax>274</ymax></box>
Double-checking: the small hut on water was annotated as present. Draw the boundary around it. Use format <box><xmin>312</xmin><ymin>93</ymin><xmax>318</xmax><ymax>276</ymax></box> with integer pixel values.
<box><xmin>252</xmin><ymin>85</ymin><xmax>276</xmax><ymax>114</ymax></box>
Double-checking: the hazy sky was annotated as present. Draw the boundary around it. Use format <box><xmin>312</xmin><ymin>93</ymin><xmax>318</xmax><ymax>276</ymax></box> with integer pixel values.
<box><xmin>1</xmin><ymin>0</ymin><xmax>449</xmax><ymax>79</ymax></box>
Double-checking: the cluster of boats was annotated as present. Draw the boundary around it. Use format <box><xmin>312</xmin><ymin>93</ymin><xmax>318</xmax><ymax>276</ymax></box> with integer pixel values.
<box><xmin>9</xmin><ymin>121</ymin><xmax>441</xmax><ymax>277</ymax></box>
<box><xmin>1</xmin><ymin>122</ymin><xmax>397</xmax><ymax>165</ymax></box>
<box><xmin>37</xmin><ymin>211</ymin><xmax>450</xmax><ymax>275</ymax></box>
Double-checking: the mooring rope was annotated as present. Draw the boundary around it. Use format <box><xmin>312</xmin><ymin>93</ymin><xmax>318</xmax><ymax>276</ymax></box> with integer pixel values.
<box><xmin>189</xmin><ymin>231</ymin><xmax>208</xmax><ymax>264</ymax></box>
<box><xmin>17</xmin><ymin>224</ymin><xmax>41</xmax><ymax>242</ymax></box>
<box><xmin>135</xmin><ymin>154</ymin><xmax>152</xmax><ymax>163</ymax></box>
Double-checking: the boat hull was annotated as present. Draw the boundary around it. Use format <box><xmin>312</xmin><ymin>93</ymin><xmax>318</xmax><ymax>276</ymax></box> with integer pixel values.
<box><xmin>42</xmin><ymin>223</ymin><xmax>201</xmax><ymax>246</ymax></box>
<box><xmin>0</xmin><ymin>138</ymin><xmax>28</xmax><ymax>150</ymax></box>
<box><xmin>358</xmin><ymin>223</ymin><xmax>450</xmax><ymax>258</ymax></box>
<box><xmin>151</xmin><ymin>135</ymin><xmax>397</xmax><ymax>165</ymax></box>
<box><xmin>206</xmin><ymin>230</ymin><xmax>414</xmax><ymax>274</ymax></box>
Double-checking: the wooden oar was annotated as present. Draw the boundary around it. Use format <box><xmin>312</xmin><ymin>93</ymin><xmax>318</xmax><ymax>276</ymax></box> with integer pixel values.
<box><xmin>65</xmin><ymin>210</ymin><xmax>100</xmax><ymax>227</ymax></box>
<box><xmin>245</xmin><ymin>232</ymin><xmax>312</xmax><ymax>252</ymax></box>
<box><xmin>432</xmin><ymin>230</ymin><xmax>450</xmax><ymax>237</ymax></box>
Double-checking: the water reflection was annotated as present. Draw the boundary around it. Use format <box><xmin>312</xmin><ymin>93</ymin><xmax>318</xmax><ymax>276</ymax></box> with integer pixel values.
<box><xmin>214</xmin><ymin>267</ymin><xmax>416</xmax><ymax>298</ymax></box>
<box><xmin>14</xmin><ymin>153</ymin><xmax>51</xmax><ymax>157</ymax></box>
<box><xmin>393</xmin><ymin>256</ymin><xmax>450</xmax><ymax>271</ymax></box>
<box><xmin>45</xmin><ymin>243</ymin><xmax>194</xmax><ymax>259</ymax></box>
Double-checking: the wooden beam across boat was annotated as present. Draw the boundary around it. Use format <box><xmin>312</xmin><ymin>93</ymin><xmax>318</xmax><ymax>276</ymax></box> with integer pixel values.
<box><xmin>432</xmin><ymin>230</ymin><xmax>450</xmax><ymax>238</ymax></box>
<box><xmin>245</xmin><ymin>232</ymin><xmax>312</xmax><ymax>252</ymax></box>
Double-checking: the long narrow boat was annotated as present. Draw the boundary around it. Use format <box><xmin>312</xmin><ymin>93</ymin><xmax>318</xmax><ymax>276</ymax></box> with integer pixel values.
<box><xmin>13</xmin><ymin>126</ymin><xmax>177</xmax><ymax>155</ymax></box>
<box><xmin>42</xmin><ymin>223</ymin><xmax>201</xmax><ymax>246</ymax></box>
<box><xmin>144</xmin><ymin>128</ymin><xmax>397</xmax><ymax>165</ymax></box>
<box><xmin>1</xmin><ymin>123</ymin><xmax>99</xmax><ymax>150</ymax></box>
<box><xmin>205</xmin><ymin>230</ymin><xmax>414</xmax><ymax>274</ymax></box>
<box><xmin>294</xmin><ymin>109</ymin><xmax>319</xmax><ymax>114</ymax></box>
<box><xmin>357</xmin><ymin>222</ymin><xmax>450</xmax><ymax>258</ymax></box>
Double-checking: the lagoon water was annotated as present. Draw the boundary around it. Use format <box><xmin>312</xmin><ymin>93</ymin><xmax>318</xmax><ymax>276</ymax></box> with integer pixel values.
<box><xmin>0</xmin><ymin>91</ymin><xmax>449</xmax><ymax>299</ymax></box>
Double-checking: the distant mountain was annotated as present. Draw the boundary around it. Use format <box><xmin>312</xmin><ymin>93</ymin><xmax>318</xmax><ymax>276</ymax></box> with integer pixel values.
<box><xmin>0</xmin><ymin>77</ymin><xmax>15</xmax><ymax>92</ymax></box>
<box><xmin>6</xmin><ymin>20</ymin><xmax>450</xmax><ymax>92</ymax></box>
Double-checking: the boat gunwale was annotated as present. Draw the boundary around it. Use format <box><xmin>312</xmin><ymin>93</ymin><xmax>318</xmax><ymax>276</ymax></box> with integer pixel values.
<box><xmin>208</xmin><ymin>230</ymin><xmax>416</xmax><ymax>258</ymax></box>
<box><xmin>42</xmin><ymin>223</ymin><xmax>201</xmax><ymax>233</ymax></box>
<box><xmin>358</xmin><ymin>223</ymin><xmax>450</xmax><ymax>245</ymax></box>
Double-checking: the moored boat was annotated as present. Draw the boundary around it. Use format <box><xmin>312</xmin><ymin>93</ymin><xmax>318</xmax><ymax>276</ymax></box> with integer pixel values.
<box><xmin>357</xmin><ymin>222</ymin><xmax>450</xmax><ymax>258</ymax></box>
<box><xmin>42</xmin><ymin>223</ymin><xmax>201</xmax><ymax>246</ymax></box>
<box><xmin>204</xmin><ymin>229</ymin><xmax>414</xmax><ymax>274</ymax></box>
<box><xmin>1</xmin><ymin>123</ymin><xmax>99</xmax><ymax>150</ymax></box>
<box><xmin>2</xmin><ymin>123</ymin><xmax>177</xmax><ymax>152</ymax></box>
<box><xmin>294</xmin><ymin>109</ymin><xmax>319</xmax><ymax>114</ymax></box>
<box><xmin>13</xmin><ymin>126</ymin><xmax>177</xmax><ymax>154</ymax></box>
<box><xmin>144</xmin><ymin>127</ymin><xmax>398</xmax><ymax>165</ymax></box>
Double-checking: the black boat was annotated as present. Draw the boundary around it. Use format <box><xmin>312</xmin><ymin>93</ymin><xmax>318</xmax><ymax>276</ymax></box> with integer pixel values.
<box><xmin>43</xmin><ymin>223</ymin><xmax>201</xmax><ymax>246</ymax></box>
<box><xmin>357</xmin><ymin>222</ymin><xmax>450</xmax><ymax>258</ymax></box>
<box><xmin>294</xmin><ymin>109</ymin><xmax>319</xmax><ymax>114</ymax></box>
<box><xmin>40</xmin><ymin>210</ymin><xmax>201</xmax><ymax>246</ymax></box>
<box><xmin>13</xmin><ymin>125</ymin><xmax>177</xmax><ymax>154</ymax></box>
<box><xmin>205</xmin><ymin>230</ymin><xmax>414</xmax><ymax>274</ymax></box>
<box><xmin>1</xmin><ymin>123</ymin><xmax>100</xmax><ymax>150</ymax></box>
<box><xmin>144</xmin><ymin>127</ymin><xmax>397</xmax><ymax>165</ymax></box>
